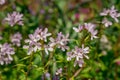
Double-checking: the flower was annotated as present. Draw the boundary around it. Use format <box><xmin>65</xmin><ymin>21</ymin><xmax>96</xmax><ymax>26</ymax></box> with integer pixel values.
<box><xmin>0</xmin><ymin>0</ymin><xmax>5</xmax><ymax>5</ymax></box>
<box><xmin>84</xmin><ymin>23</ymin><xmax>98</xmax><ymax>40</ymax></box>
<box><xmin>73</xmin><ymin>23</ymin><xmax>98</xmax><ymax>40</ymax></box>
<box><xmin>73</xmin><ymin>24</ymin><xmax>83</xmax><ymax>32</ymax></box>
<box><xmin>34</xmin><ymin>28</ymin><xmax>51</xmax><ymax>42</ymax></box>
<box><xmin>11</xmin><ymin>32</ymin><xmax>22</xmax><ymax>47</ymax></box>
<box><xmin>0</xmin><ymin>43</ymin><xmax>15</xmax><ymax>65</ymax></box>
<box><xmin>81</xmin><ymin>44</ymin><xmax>89</xmax><ymax>59</ymax></box>
<box><xmin>100</xmin><ymin>5</ymin><xmax>120</xmax><ymax>23</ymax></box>
<box><xmin>102</xmin><ymin>18</ymin><xmax>112</xmax><ymax>27</ymax></box>
<box><xmin>109</xmin><ymin>6</ymin><xmax>120</xmax><ymax>23</ymax></box>
<box><xmin>67</xmin><ymin>51</ymin><xmax>73</xmax><ymax>61</ymax></box>
<box><xmin>49</xmin><ymin>32</ymin><xmax>69</xmax><ymax>51</ymax></box>
<box><xmin>74</xmin><ymin>59</ymin><xmax>84</xmax><ymax>67</ymax></box>
<box><xmin>44</xmin><ymin>44</ymin><xmax>53</xmax><ymax>55</ymax></box>
<box><xmin>23</xmin><ymin>34</ymin><xmax>41</xmax><ymax>55</ymax></box>
<box><xmin>100</xmin><ymin>8</ymin><xmax>109</xmax><ymax>16</ymax></box>
<box><xmin>23</xmin><ymin>28</ymin><xmax>52</xmax><ymax>55</ymax></box>
<box><xmin>4</xmin><ymin>11</ymin><xmax>23</xmax><ymax>26</ymax></box>
<box><xmin>67</xmin><ymin>44</ymin><xmax>89</xmax><ymax>67</ymax></box>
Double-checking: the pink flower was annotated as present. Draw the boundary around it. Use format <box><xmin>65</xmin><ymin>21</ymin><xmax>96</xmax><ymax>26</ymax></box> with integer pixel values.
<box><xmin>67</xmin><ymin>44</ymin><xmax>89</xmax><ymax>67</ymax></box>
<box><xmin>0</xmin><ymin>0</ymin><xmax>5</xmax><ymax>5</ymax></box>
<box><xmin>73</xmin><ymin>23</ymin><xmax>98</xmax><ymax>40</ymax></box>
<box><xmin>74</xmin><ymin>59</ymin><xmax>84</xmax><ymax>67</ymax></box>
<box><xmin>11</xmin><ymin>32</ymin><xmax>22</xmax><ymax>47</ymax></box>
<box><xmin>49</xmin><ymin>32</ymin><xmax>69</xmax><ymax>51</ymax></box>
<box><xmin>73</xmin><ymin>24</ymin><xmax>84</xmax><ymax>32</ymax></box>
<box><xmin>34</xmin><ymin>28</ymin><xmax>51</xmax><ymax>42</ymax></box>
<box><xmin>23</xmin><ymin>28</ymin><xmax>52</xmax><ymax>55</ymax></box>
<box><xmin>100</xmin><ymin>5</ymin><xmax>120</xmax><ymax>23</ymax></box>
<box><xmin>109</xmin><ymin>6</ymin><xmax>120</xmax><ymax>23</ymax></box>
<box><xmin>102</xmin><ymin>18</ymin><xmax>112</xmax><ymax>27</ymax></box>
<box><xmin>100</xmin><ymin>9</ymin><xmax>109</xmax><ymax>16</ymax></box>
<box><xmin>4</xmin><ymin>11</ymin><xmax>23</xmax><ymax>26</ymax></box>
<box><xmin>0</xmin><ymin>43</ymin><xmax>15</xmax><ymax>65</ymax></box>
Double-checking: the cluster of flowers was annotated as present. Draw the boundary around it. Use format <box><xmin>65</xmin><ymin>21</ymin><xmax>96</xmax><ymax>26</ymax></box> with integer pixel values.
<box><xmin>67</xmin><ymin>45</ymin><xmax>89</xmax><ymax>67</ymax></box>
<box><xmin>100</xmin><ymin>6</ymin><xmax>120</xmax><ymax>27</ymax></box>
<box><xmin>73</xmin><ymin>23</ymin><xmax>98</xmax><ymax>40</ymax></box>
<box><xmin>0</xmin><ymin>32</ymin><xmax>22</xmax><ymax>65</ymax></box>
<box><xmin>0</xmin><ymin>43</ymin><xmax>15</xmax><ymax>65</ymax></box>
<box><xmin>23</xmin><ymin>28</ymin><xmax>69</xmax><ymax>55</ymax></box>
<box><xmin>1</xmin><ymin>3</ymin><xmax>120</xmax><ymax>68</ymax></box>
<box><xmin>4</xmin><ymin>11</ymin><xmax>24</xmax><ymax>27</ymax></box>
<box><xmin>11</xmin><ymin>32</ymin><xmax>22</xmax><ymax>47</ymax></box>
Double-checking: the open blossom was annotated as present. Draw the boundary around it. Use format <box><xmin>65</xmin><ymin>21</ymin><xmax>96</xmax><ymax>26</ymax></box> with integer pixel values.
<box><xmin>23</xmin><ymin>34</ymin><xmax>42</xmax><ymax>55</ymax></box>
<box><xmin>0</xmin><ymin>0</ymin><xmax>5</xmax><ymax>5</ymax></box>
<box><xmin>100</xmin><ymin>8</ymin><xmax>110</xmax><ymax>16</ymax></box>
<box><xmin>11</xmin><ymin>32</ymin><xmax>22</xmax><ymax>47</ymax></box>
<box><xmin>34</xmin><ymin>28</ymin><xmax>51</xmax><ymax>42</ymax></box>
<box><xmin>0</xmin><ymin>43</ymin><xmax>15</xmax><ymax>65</ymax></box>
<box><xmin>67</xmin><ymin>44</ymin><xmax>89</xmax><ymax>67</ymax></box>
<box><xmin>102</xmin><ymin>18</ymin><xmax>112</xmax><ymax>27</ymax></box>
<box><xmin>73</xmin><ymin>23</ymin><xmax>98</xmax><ymax>40</ymax></box>
<box><xmin>49</xmin><ymin>32</ymin><xmax>69</xmax><ymax>51</ymax></box>
<box><xmin>84</xmin><ymin>23</ymin><xmax>98</xmax><ymax>40</ymax></box>
<box><xmin>100</xmin><ymin>6</ymin><xmax>120</xmax><ymax>23</ymax></box>
<box><xmin>74</xmin><ymin>59</ymin><xmax>84</xmax><ymax>67</ymax></box>
<box><xmin>44</xmin><ymin>44</ymin><xmax>53</xmax><ymax>55</ymax></box>
<box><xmin>4</xmin><ymin>11</ymin><xmax>23</xmax><ymax>27</ymax></box>
<box><xmin>73</xmin><ymin>24</ymin><xmax>83</xmax><ymax>32</ymax></box>
<box><xmin>23</xmin><ymin>28</ymin><xmax>52</xmax><ymax>55</ymax></box>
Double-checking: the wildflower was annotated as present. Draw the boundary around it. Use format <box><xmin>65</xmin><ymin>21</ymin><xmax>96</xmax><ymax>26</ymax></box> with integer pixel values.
<box><xmin>102</xmin><ymin>18</ymin><xmax>112</xmax><ymax>27</ymax></box>
<box><xmin>0</xmin><ymin>43</ymin><xmax>15</xmax><ymax>65</ymax></box>
<box><xmin>11</xmin><ymin>32</ymin><xmax>22</xmax><ymax>47</ymax></box>
<box><xmin>49</xmin><ymin>32</ymin><xmax>69</xmax><ymax>51</ymax></box>
<box><xmin>44</xmin><ymin>44</ymin><xmax>53</xmax><ymax>55</ymax></box>
<box><xmin>23</xmin><ymin>28</ymin><xmax>52</xmax><ymax>55</ymax></box>
<box><xmin>81</xmin><ymin>44</ymin><xmax>89</xmax><ymax>59</ymax></box>
<box><xmin>84</xmin><ymin>23</ymin><xmax>98</xmax><ymax>40</ymax></box>
<box><xmin>0</xmin><ymin>0</ymin><xmax>5</xmax><ymax>5</ymax></box>
<box><xmin>73</xmin><ymin>24</ymin><xmax>83</xmax><ymax>32</ymax></box>
<box><xmin>100</xmin><ymin>8</ymin><xmax>109</xmax><ymax>16</ymax></box>
<box><xmin>109</xmin><ymin>6</ymin><xmax>120</xmax><ymax>23</ymax></box>
<box><xmin>100</xmin><ymin>5</ymin><xmax>120</xmax><ymax>23</ymax></box>
<box><xmin>67</xmin><ymin>51</ymin><xmax>73</xmax><ymax>61</ymax></box>
<box><xmin>23</xmin><ymin>34</ymin><xmax>41</xmax><ymax>55</ymax></box>
<box><xmin>4</xmin><ymin>11</ymin><xmax>23</xmax><ymax>26</ymax></box>
<box><xmin>74</xmin><ymin>59</ymin><xmax>84</xmax><ymax>67</ymax></box>
<box><xmin>34</xmin><ymin>28</ymin><xmax>51</xmax><ymax>42</ymax></box>
<box><xmin>67</xmin><ymin>45</ymin><xmax>89</xmax><ymax>67</ymax></box>
<box><xmin>73</xmin><ymin>23</ymin><xmax>98</xmax><ymax>40</ymax></box>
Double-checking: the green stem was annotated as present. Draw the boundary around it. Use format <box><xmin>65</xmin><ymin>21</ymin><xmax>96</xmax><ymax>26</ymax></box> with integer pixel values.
<box><xmin>25</xmin><ymin>53</ymin><xmax>34</xmax><ymax>80</ymax></box>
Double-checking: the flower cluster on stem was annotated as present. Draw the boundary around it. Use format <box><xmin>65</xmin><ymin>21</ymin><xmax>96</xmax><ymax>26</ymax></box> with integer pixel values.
<box><xmin>0</xmin><ymin>43</ymin><xmax>15</xmax><ymax>65</ymax></box>
<box><xmin>67</xmin><ymin>44</ymin><xmax>89</xmax><ymax>67</ymax></box>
